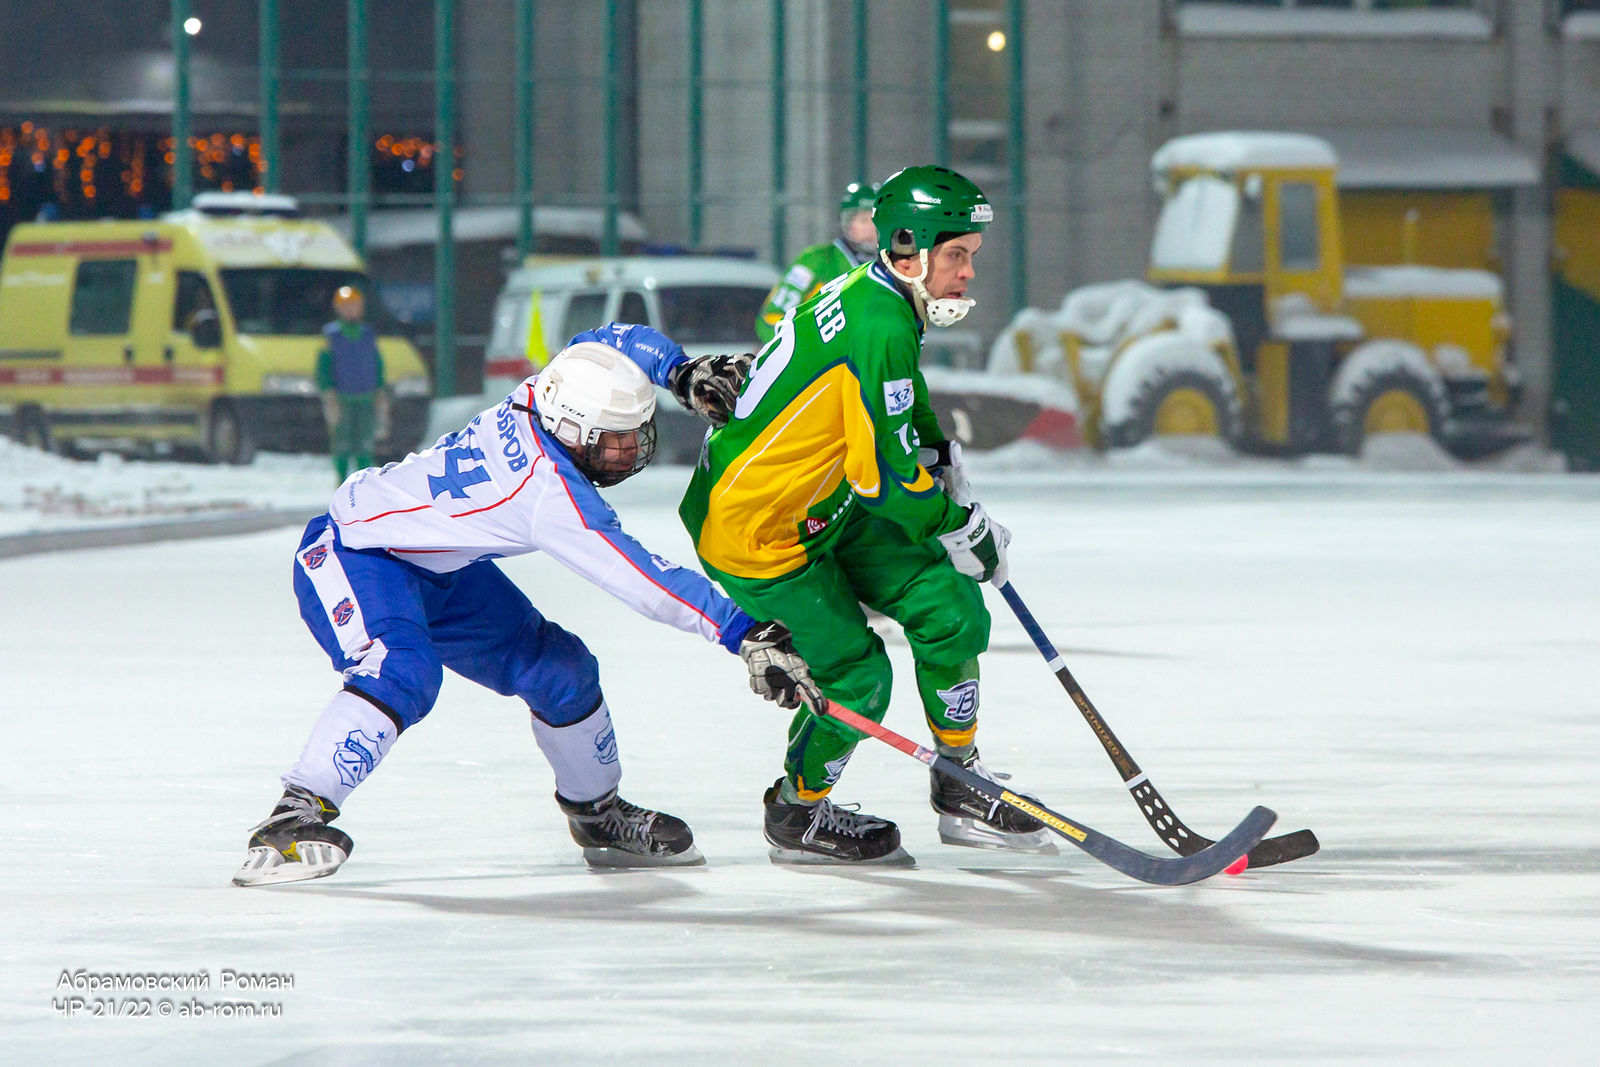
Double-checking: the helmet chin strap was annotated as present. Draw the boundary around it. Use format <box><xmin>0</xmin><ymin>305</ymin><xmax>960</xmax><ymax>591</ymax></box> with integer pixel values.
<box><xmin>880</xmin><ymin>250</ymin><xmax>975</xmax><ymax>328</ymax></box>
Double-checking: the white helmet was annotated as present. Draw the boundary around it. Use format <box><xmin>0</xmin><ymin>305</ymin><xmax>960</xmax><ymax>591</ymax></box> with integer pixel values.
<box><xmin>534</xmin><ymin>341</ymin><xmax>657</xmax><ymax>486</ymax></box>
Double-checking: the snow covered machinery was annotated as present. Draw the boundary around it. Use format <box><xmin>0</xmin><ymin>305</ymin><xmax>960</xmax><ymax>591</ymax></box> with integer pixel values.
<box><xmin>1023</xmin><ymin>132</ymin><xmax>1525</xmax><ymax>457</ymax></box>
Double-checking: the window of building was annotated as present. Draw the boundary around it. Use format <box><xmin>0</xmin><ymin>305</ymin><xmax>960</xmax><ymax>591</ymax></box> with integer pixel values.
<box><xmin>1182</xmin><ymin>1</ymin><xmax>1475</xmax><ymax>9</ymax></box>
<box><xmin>69</xmin><ymin>259</ymin><xmax>137</xmax><ymax>335</ymax></box>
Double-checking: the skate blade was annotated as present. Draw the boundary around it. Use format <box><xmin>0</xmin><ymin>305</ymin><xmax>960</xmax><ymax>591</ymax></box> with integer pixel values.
<box><xmin>581</xmin><ymin>844</ymin><xmax>706</xmax><ymax>869</ymax></box>
<box><xmin>232</xmin><ymin>843</ymin><xmax>348</xmax><ymax>886</ymax></box>
<box><xmin>767</xmin><ymin>846</ymin><xmax>916</xmax><ymax>868</ymax></box>
<box><xmin>937</xmin><ymin>815</ymin><xmax>1058</xmax><ymax>855</ymax></box>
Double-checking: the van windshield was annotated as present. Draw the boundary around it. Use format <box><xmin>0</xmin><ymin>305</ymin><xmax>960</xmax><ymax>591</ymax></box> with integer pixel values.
<box><xmin>657</xmin><ymin>285</ymin><xmax>769</xmax><ymax>345</ymax></box>
<box><xmin>218</xmin><ymin>268</ymin><xmax>397</xmax><ymax>336</ymax></box>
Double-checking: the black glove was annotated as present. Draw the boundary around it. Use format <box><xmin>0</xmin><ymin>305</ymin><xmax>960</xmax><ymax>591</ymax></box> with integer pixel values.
<box><xmin>669</xmin><ymin>353</ymin><xmax>753</xmax><ymax>427</ymax></box>
<box><xmin>738</xmin><ymin>620</ymin><xmax>821</xmax><ymax>710</ymax></box>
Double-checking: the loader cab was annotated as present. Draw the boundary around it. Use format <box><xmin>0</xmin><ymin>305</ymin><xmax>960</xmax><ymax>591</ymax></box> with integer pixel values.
<box><xmin>1147</xmin><ymin>133</ymin><xmax>1345</xmax><ymax>367</ymax></box>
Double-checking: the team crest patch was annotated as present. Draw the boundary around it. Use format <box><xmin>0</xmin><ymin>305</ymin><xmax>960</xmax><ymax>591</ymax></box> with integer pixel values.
<box><xmin>333</xmin><ymin>728</ymin><xmax>383</xmax><ymax>787</ymax></box>
<box><xmin>936</xmin><ymin>680</ymin><xmax>980</xmax><ymax>723</ymax></box>
<box><xmin>884</xmin><ymin>378</ymin><xmax>914</xmax><ymax>416</ymax></box>
<box><xmin>332</xmin><ymin>598</ymin><xmax>355</xmax><ymax>626</ymax></box>
<box><xmin>594</xmin><ymin>725</ymin><xmax>619</xmax><ymax>765</ymax></box>
<box><xmin>803</xmin><ymin>516</ymin><xmax>828</xmax><ymax>536</ymax></box>
<box><xmin>822</xmin><ymin>753</ymin><xmax>851</xmax><ymax>786</ymax></box>
<box><xmin>301</xmin><ymin>545</ymin><xmax>328</xmax><ymax>570</ymax></box>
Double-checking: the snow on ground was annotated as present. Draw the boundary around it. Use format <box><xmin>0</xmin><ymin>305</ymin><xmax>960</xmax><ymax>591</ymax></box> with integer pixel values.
<box><xmin>2</xmin><ymin>437</ymin><xmax>1598</xmax><ymax>1063</ymax></box>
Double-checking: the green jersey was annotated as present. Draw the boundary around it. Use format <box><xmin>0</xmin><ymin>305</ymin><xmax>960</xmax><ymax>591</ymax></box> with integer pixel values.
<box><xmin>755</xmin><ymin>239</ymin><xmax>873</xmax><ymax>344</ymax></box>
<box><xmin>682</xmin><ymin>260</ymin><xmax>962</xmax><ymax>580</ymax></box>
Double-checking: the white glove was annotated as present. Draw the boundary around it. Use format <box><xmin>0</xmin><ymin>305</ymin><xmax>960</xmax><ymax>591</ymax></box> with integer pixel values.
<box><xmin>918</xmin><ymin>439</ymin><xmax>971</xmax><ymax>506</ymax></box>
<box><xmin>670</xmin><ymin>353</ymin><xmax>753</xmax><ymax>427</ymax></box>
<box><xmin>738</xmin><ymin>620</ymin><xmax>822</xmax><ymax>710</ymax></box>
<box><xmin>936</xmin><ymin>502</ymin><xmax>1011</xmax><ymax>586</ymax></box>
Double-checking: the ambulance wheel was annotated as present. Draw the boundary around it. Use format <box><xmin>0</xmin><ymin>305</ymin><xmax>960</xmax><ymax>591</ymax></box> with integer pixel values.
<box><xmin>206</xmin><ymin>401</ymin><xmax>257</xmax><ymax>465</ymax></box>
<box><xmin>14</xmin><ymin>406</ymin><xmax>53</xmax><ymax>452</ymax></box>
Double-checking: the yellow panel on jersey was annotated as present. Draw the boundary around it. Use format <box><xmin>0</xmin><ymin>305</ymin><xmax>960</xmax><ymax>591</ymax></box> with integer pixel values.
<box><xmin>698</xmin><ymin>361</ymin><xmax>935</xmax><ymax>578</ymax></box>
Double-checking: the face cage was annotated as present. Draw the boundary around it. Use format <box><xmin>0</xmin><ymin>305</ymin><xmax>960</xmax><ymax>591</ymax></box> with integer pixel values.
<box><xmin>573</xmin><ymin>417</ymin><xmax>657</xmax><ymax>487</ymax></box>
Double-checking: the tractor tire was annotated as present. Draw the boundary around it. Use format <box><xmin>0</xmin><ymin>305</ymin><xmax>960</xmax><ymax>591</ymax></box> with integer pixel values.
<box><xmin>1101</xmin><ymin>356</ymin><xmax>1241</xmax><ymax>450</ymax></box>
<box><xmin>1330</xmin><ymin>364</ymin><xmax>1448</xmax><ymax>456</ymax></box>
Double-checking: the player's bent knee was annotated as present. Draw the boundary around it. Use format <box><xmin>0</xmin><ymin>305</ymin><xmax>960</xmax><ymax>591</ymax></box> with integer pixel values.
<box><xmin>344</xmin><ymin>623</ymin><xmax>444</xmax><ymax>728</ymax></box>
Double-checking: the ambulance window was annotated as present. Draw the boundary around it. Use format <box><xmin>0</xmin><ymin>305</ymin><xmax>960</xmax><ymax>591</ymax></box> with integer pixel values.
<box><xmin>173</xmin><ymin>272</ymin><xmax>217</xmax><ymax>331</ymax></box>
<box><xmin>69</xmin><ymin>259</ymin><xmax>137</xmax><ymax>335</ymax></box>
<box><xmin>560</xmin><ymin>291</ymin><xmax>609</xmax><ymax>339</ymax></box>
<box><xmin>616</xmin><ymin>290</ymin><xmax>649</xmax><ymax>327</ymax></box>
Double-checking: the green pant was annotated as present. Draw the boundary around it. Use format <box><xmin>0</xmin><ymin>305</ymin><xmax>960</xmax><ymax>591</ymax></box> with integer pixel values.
<box><xmin>329</xmin><ymin>393</ymin><xmax>378</xmax><ymax>480</ymax></box>
<box><xmin>711</xmin><ymin>504</ymin><xmax>989</xmax><ymax>799</ymax></box>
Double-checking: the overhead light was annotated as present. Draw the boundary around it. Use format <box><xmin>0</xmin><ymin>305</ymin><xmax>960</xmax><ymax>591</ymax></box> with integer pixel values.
<box><xmin>987</xmin><ymin>30</ymin><xmax>1006</xmax><ymax>52</ymax></box>
<box><xmin>184</xmin><ymin>17</ymin><xmax>202</xmax><ymax>35</ymax></box>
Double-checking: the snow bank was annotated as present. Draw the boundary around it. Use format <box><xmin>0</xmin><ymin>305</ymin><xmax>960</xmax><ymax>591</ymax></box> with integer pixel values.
<box><xmin>0</xmin><ymin>438</ymin><xmax>332</xmax><ymax>538</ymax></box>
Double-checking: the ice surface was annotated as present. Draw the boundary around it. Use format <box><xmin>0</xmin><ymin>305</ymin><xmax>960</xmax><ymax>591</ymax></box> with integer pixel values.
<box><xmin>3</xmin><ymin>452</ymin><xmax>1598</xmax><ymax>1062</ymax></box>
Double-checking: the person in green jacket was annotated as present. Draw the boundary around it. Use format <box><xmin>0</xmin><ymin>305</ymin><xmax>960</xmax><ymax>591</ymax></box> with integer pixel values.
<box><xmin>318</xmin><ymin>285</ymin><xmax>390</xmax><ymax>481</ymax></box>
<box><xmin>683</xmin><ymin>165</ymin><xmax>1049</xmax><ymax>865</ymax></box>
<box><xmin>754</xmin><ymin>181</ymin><xmax>879</xmax><ymax>344</ymax></box>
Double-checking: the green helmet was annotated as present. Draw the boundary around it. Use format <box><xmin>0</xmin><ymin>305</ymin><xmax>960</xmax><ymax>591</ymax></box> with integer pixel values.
<box><xmin>873</xmin><ymin>165</ymin><xmax>992</xmax><ymax>256</ymax></box>
<box><xmin>839</xmin><ymin>181</ymin><xmax>879</xmax><ymax>216</ymax></box>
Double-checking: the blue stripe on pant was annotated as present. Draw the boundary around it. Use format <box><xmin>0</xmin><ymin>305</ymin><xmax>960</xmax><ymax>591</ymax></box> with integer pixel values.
<box><xmin>293</xmin><ymin>515</ymin><xmax>602</xmax><ymax>729</ymax></box>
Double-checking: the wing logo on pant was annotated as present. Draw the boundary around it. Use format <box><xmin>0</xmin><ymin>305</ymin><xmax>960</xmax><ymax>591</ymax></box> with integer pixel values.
<box><xmin>936</xmin><ymin>680</ymin><xmax>980</xmax><ymax>723</ymax></box>
<box><xmin>822</xmin><ymin>753</ymin><xmax>851</xmax><ymax>786</ymax></box>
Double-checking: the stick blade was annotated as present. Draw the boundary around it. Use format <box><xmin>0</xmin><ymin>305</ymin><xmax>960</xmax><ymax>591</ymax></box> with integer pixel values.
<box><xmin>1077</xmin><ymin>805</ymin><xmax>1277</xmax><ymax>886</ymax></box>
<box><xmin>1241</xmin><ymin>828</ymin><xmax>1320</xmax><ymax>869</ymax></box>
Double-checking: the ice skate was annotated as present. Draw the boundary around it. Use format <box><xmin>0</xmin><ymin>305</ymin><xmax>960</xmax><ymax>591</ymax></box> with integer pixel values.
<box><xmin>763</xmin><ymin>778</ymin><xmax>914</xmax><ymax>866</ymax></box>
<box><xmin>232</xmin><ymin>785</ymin><xmax>354</xmax><ymax>886</ymax></box>
<box><xmin>931</xmin><ymin>752</ymin><xmax>1057</xmax><ymax>855</ymax></box>
<box><xmin>557</xmin><ymin>788</ymin><xmax>705</xmax><ymax>868</ymax></box>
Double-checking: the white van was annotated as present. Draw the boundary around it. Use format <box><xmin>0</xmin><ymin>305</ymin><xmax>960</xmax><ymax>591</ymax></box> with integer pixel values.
<box><xmin>484</xmin><ymin>255</ymin><xmax>779</xmax><ymax>385</ymax></box>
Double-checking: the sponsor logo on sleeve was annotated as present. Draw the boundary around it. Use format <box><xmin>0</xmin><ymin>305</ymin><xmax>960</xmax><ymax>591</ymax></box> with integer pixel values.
<box><xmin>884</xmin><ymin>378</ymin><xmax>914</xmax><ymax>416</ymax></box>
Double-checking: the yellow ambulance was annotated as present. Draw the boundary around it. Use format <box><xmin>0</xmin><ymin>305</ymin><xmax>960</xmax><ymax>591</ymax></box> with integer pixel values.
<box><xmin>0</xmin><ymin>193</ymin><xmax>431</xmax><ymax>463</ymax></box>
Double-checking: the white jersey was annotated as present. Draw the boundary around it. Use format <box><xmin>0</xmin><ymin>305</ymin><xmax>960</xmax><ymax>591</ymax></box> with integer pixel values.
<box><xmin>329</xmin><ymin>363</ymin><xmax>749</xmax><ymax>652</ymax></box>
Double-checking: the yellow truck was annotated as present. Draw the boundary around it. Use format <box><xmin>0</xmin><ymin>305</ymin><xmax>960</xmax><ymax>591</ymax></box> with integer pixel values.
<box><xmin>1015</xmin><ymin>132</ymin><xmax>1525</xmax><ymax>457</ymax></box>
<box><xmin>0</xmin><ymin>193</ymin><xmax>431</xmax><ymax>463</ymax></box>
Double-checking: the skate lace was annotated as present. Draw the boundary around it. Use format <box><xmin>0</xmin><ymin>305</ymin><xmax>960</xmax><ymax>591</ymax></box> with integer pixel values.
<box><xmin>595</xmin><ymin>796</ymin><xmax>655</xmax><ymax>847</ymax></box>
<box><xmin>253</xmin><ymin>787</ymin><xmax>330</xmax><ymax>833</ymax></box>
<box><xmin>802</xmin><ymin>798</ymin><xmax>882</xmax><ymax>843</ymax></box>
<box><xmin>960</xmin><ymin>758</ymin><xmax>1009</xmax><ymax>820</ymax></box>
